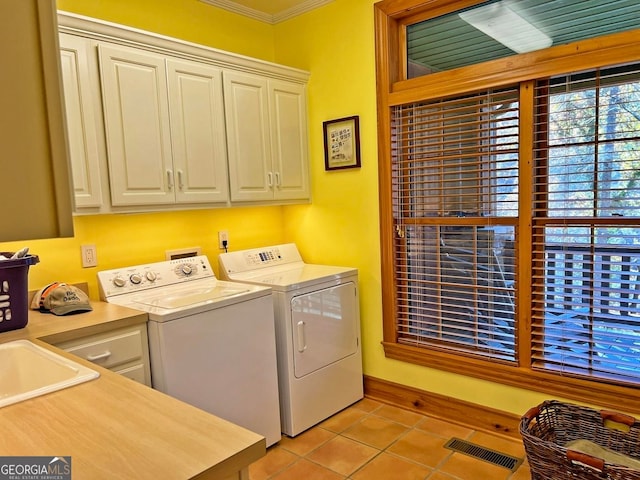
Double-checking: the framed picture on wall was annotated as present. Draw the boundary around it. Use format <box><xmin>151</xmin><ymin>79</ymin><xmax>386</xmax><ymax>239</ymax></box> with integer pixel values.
<box><xmin>323</xmin><ymin>115</ymin><xmax>361</xmax><ymax>171</ymax></box>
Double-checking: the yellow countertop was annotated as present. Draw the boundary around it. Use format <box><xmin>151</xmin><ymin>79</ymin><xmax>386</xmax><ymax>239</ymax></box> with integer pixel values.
<box><xmin>0</xmin><ymin>303</ymin><xmax>265</xmax><ymax>480</ymax></box>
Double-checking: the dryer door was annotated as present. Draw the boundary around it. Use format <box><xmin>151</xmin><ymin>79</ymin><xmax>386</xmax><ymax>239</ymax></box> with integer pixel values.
<box><xmin>291</xmin><ymin>281</ymin><xmax>358</xmax><ymax>378</ymax></box>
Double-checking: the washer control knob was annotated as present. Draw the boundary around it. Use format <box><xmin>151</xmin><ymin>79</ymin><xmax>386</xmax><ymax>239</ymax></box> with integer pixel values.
<box><xmin>181</xmin><ymin>264</ymin><xmax>193</xmax><ymax>276</ymax></box>
<box><xmin>145</xmin><ymin>271</ymin><xmax>157</xmax><ymax>282</ymax></box>
<box><xmin>130</xmin><ymin>273</ymin><xmax>142</xmax><ymax>285</ymax></box>
<box><xmin>113</xmin><ymin>276</ymin><xmax>126</xmax><ymax>288</ymax></box>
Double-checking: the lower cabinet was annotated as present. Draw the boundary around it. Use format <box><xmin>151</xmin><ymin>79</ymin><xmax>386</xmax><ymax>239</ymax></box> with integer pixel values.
<box><xmin>55</xmin><ymin>324</ymin><xmax>152</xmax><ymax>386</ymax></box>
<box><xmin>226</xmin><ymin>469</ymin><xmax>249</xmax><ymax>480</ymax></box>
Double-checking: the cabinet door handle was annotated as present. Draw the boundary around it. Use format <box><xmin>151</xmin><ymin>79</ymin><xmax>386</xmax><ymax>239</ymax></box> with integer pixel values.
<box><xmin>177</xmin><ymin>170</ymin><xmax>184</xmax><ymax>190</ymax></box>
<box><xmin>86</xmin><ymin>350</ymin><xmax>112</xmax><ymax>362</ymax></box>
<box><xmin>167</xmin><ymin>170</ymin><xmax>174</xmax><ymax>190</ymax></box>
<box><xmin>267</xmin><ymin>172</ymin><xmax>273</xmax><ymax>187</ymax></box>
<box><xmin>275</xmin><ymin>172</ymin><xmax>281</xmax><ymax>187</ymax></box>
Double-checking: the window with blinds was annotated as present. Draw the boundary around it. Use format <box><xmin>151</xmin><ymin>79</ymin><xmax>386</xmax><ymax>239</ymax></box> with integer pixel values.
<box><xmin>391</xmin><ymin>87</ymin><xmax>519</xmax><ymax>361</ymax></box>
<box><xmin>531</xmin><ymin>63</ymin><xmax>640</xmax><ymax>384</ymax></box>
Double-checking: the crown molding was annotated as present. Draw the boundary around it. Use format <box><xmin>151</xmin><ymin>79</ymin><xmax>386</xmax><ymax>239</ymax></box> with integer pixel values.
<box><xmin>274</xmin><ymin>0</ymin><xmax>334</xmax><ymax>23</ymax></box>
<box><xmin>199</xmin><ymin>0</ymin><xmax>333</xmax><ymax>24</ymax></box>
<box><xmin>58</xmin><ymin>11</ymin><xmax>310</xmax><ymax>83</ymax></box>
<box><xmin>199</xmin><ymin>0</ymin><xmax>271</xmax><ymax>23</ymax></box>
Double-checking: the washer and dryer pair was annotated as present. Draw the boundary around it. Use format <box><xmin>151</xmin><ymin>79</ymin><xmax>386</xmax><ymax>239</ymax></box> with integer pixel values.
<box><xmin>219</xmin><ymin>243</ymin><xmax>363</xmax><ymax>437</ymax></box>
<box><xmin>98</xmin><ymin>243</ymin><xmax>362</xmax><ymax>446</ymax></box>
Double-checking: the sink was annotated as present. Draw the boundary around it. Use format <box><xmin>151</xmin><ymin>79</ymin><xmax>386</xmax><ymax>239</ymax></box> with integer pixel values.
<box><xmin>0</xmin><ymin>340</ymin><xmax>99</xmax><ymax>408</ymax></box>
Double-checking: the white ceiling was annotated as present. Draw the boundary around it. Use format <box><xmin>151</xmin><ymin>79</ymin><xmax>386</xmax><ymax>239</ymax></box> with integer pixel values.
<box><xmin>199</xmin><ymin>0</ymin><xmax>333</xmax><ymax>24</ymax></box>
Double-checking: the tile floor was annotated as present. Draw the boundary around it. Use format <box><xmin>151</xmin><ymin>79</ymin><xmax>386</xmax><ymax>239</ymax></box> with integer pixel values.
<box><xmin>249</xmin><ymin>398</ymin><xmax>531</xmax><ymax>480</ymax></box>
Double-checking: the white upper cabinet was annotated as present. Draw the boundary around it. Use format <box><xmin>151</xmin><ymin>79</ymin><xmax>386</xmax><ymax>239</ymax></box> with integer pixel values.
<box><xmin>59</xmin><ymin>33</ymin><xmax>104</xmax><ymax>208</ymax></box>
<box><xmin>224</xmin><ymin>71</ymin><xmax>310</xmax><ymax>203</ymax></box>
<box><xmin>224</xmin><ymin>71</ymin><xmax>272</xmax><ymax>202</ymax></box>
<box><xmin>166</xmin><ymin>59</ymin><xmax>229</xmax><ymax>204</ymax></box>
<box><xmin>98</xmin><ymin>44</ymin><xmax>229</xmax><ymax>206</ymax></box>
<box><xmin>269</xmin><ymin>80</ymin><xmax>310</xmax><ymax>201</ymax></box>
<box><xmin>57</xmin><ymin>11</ymin><xmax>309</xmax><ymax>212</ymax></box>
<box><xmin>99</xmin><ymin>43</ymin><xmax>175</xmax><ymax>206</ymax></box>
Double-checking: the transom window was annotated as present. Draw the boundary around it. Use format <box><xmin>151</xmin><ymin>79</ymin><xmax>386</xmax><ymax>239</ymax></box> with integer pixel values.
<box><xmin>406</xmin><ymin>0</ymin><xmax>640</xmax><ymax>78</ymax></box>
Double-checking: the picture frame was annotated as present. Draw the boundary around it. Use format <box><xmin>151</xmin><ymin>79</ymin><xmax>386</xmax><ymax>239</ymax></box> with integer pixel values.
<box><xmin>323</xmin><ymin>115</ymin><xmax>361</xmax><ymax>171</ymax></box>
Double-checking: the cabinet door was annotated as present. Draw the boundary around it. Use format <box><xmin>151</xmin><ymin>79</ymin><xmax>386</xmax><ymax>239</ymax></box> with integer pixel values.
<box><xmin>98</xmin><ymin>43</ymin><xmax>174</xmax><ymax>206</ymax></box>
<box><xmin>223</xmin><ymin>71</ymin><xmax>273</xmax><ymax>202</ymax></box>
<box><xmin>0</xmin><ymin>0</ymin><xmax>73</xmax><ymax>241</ymax></box>
<box><xmin>167</xmin><ymin>59</ymin><xmax>229</xmax><ymax>204</ymax></box>
<box><xmin>59</xmin><ymin>34</ymin><xmax>103</xmax><ymax>208</ymax></box>
<box><xmin>56</xmin><ymin>323</ymin><xmax>151</xmax><ymax>387</ymax></box>
<box><xmin>270</xmin><ymin>80</ymin><xmax>310</xmax><ymax>201</ymax></box>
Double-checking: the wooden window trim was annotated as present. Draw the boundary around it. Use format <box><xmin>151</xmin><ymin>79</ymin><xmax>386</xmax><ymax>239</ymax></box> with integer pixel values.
<box><xmin>382</xmin><ymin>341</ymin><xmax>640</xmax><ymax>412</ymax></box>
<box><xmin>375</xmin><ymin>0</ymin><xmax>640</xmax><ymax>414</ymax></box>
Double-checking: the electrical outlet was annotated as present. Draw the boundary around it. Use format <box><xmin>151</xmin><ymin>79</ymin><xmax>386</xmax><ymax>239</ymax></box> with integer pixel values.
<box><xmin>81</xmin><ymin>244</ymin><xmax>98</xmax><ymax>268</ymax></box>
<box><xmin>218</xmin><ymin>230</ymin><xmax>229</xmax><ymax>249</ymax></box>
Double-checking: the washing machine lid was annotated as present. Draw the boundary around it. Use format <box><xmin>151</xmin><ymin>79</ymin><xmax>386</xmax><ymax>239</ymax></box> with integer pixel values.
<box><xmin>226</xmin><ymin>263</ymin><xmax>357</xmax><ymax>291</ymax></box>
<box><xmin>105</xmin><ymin>278</ymin><xmax>271</xmax><ymax>322</ymax></box>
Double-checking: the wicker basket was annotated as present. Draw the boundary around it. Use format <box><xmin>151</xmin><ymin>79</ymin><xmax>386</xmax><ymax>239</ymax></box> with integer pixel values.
<box><xmin>520</xmin><ymin>400</ymin><xmax>640</xmax><ymax>480</ymax></box>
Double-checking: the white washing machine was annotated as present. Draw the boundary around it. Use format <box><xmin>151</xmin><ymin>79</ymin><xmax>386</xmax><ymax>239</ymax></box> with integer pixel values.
<box><xmin>98</xmin><ymin>255</ymin><xmax>281</xmax><ymax>446</ymax></box>
<box><xmin>219</xmin><ymin>243</ymin><xmax>363</xmax><ymax>436</ymax></box>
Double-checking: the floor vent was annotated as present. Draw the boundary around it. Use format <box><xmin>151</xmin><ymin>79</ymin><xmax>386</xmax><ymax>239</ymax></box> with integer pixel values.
<box><xmin>444</xmin><ymin>437</ymin><xmax>523</xmax><ymax>471</ymax></box>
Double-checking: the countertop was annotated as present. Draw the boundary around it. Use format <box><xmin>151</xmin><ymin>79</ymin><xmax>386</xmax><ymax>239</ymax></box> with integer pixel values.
<box><xmin>0</xmin><ymin>301</ymin><xmax>265</xmax><ymax>479</ymax></box>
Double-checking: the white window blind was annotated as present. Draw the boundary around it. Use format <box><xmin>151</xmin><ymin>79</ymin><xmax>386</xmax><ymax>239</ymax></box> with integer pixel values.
<box><xmin>391</xmin><ymin>87</ymin><xmax>519</xmax><ymax>361</ymax></box>
<box><xmin>531</xmin><ymin>63</ymin><xmax>640</xmax><ymax>384</ymax></box>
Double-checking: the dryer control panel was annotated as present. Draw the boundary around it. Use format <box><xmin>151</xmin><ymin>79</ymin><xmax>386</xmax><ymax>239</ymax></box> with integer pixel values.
<box><xmin>219</xmin><ymin>243</ymin><xmax>303</xmax><ymax>275</ymax></box>
<box><xmin>98</xmin><ymin>255</ymin><xmax>215</xmax><ymax>300</ymax></box>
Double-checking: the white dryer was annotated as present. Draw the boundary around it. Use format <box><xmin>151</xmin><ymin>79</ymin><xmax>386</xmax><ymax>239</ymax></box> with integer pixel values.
<box><xmin>219</xmin><ymin>243</ymin><xmax>363</xmax><ymax>437</ymax></box>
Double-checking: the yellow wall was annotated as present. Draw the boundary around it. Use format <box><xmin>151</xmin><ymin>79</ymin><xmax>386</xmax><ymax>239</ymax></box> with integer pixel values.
<box><xmin>274</xmin><ymin>0</ymin><xmax>553</xmax><ymax>416</ymax></box>
<box><xmin>57</xmin><ymin>0</ymin><xmax>276</xmax><ymax>61</ymax></box>
<box><xmin>0</xmin><ymin>0</ymin><xmax>283</xmax><ymax>296</ymax></box>
<box><xmin>274</xmin><ymin>0</ymin><xmax>383</xmax><ymax>391</ymax></box>
<box><xmin>0</xmin><ymin>0</ymin><xmax>553</xmax><ymax>418</ymax></box>
<box><xmin>0</xmin><ymin>208</ymin><xmax>286</xmax><ymax>298</ymax></box>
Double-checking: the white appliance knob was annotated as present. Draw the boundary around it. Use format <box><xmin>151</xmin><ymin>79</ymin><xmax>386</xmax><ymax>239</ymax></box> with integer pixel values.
<box><xmin>130</xmin><ymin>273</ymin><xmax>142</xmax><ymax>285</ymax></box>
<box><xmin>181</xmin><ymin>264</ymin><xmax>193</xmax><ymax>276</ymax></box>
<box><xmin>113</xmin><ymin>276</ymin><xmax>126</xmax><ymax>287</ymax></box>
<box><xmin>145</xmin><ymin>271</ymin><xmax>157</xmax><ymax>282</ymax></box>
